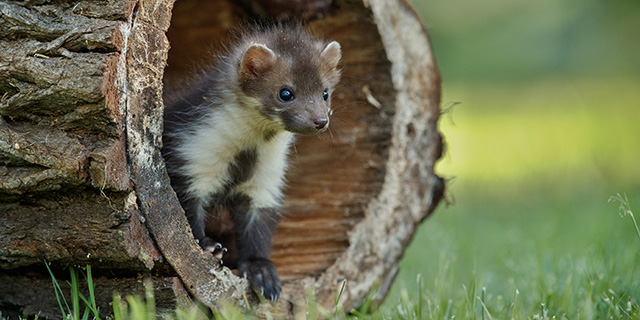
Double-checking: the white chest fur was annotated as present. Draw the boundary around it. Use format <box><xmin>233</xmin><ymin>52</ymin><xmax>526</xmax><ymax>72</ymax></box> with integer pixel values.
<box><xmin>176</xmin><ymin>104</ymin><xmax>293</xmax><ymax>210</ymax></box>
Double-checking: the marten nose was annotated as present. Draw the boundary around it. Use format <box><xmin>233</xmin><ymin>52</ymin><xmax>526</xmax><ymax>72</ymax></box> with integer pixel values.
<box><xmin>313</xmin><ymin>117</ymin><xmax>328</xmax><ymax>130</ymax></box>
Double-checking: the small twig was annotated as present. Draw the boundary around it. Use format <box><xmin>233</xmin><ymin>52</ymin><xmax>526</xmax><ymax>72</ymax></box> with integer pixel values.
<box><xmin>362</xmin><ymin>85</ymin><xmax>382</xmax><ymax>109</ymax></box>
<box><xmin>242</xmin><ymin>290</ymin><xmax>251</xmax><ymax>311</ymax></box>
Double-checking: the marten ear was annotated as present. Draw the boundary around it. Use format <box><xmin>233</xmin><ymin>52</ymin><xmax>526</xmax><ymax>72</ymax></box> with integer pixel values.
<box><xmin>240</xmin><ymin>44</ymin><xmax>277</xmax><ymax>80</ymax></box>
<box><xmin>320</xmin><ymin>41</ymin><xmax>341</xmax><ymax>70</ymax></box>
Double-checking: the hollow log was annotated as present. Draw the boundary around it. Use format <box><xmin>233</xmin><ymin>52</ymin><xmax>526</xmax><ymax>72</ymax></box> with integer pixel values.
<box><xmin>0</xmin><ymin>0</ymin><xmax>443</xmax><ymax>318</ymax></box>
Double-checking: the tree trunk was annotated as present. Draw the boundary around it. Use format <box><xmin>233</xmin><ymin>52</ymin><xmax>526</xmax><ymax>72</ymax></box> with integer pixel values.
<box><xmin>0</xmin><ymin>0</ymin><xmax>444</xmax><ymax>318</ymax></box>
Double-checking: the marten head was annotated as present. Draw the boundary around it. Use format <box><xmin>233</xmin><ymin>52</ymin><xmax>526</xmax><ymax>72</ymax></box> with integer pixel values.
<box><xmin>235</xmin><ymin>26</ymin><xmax>342</xmax><ymax>136</ymax></box>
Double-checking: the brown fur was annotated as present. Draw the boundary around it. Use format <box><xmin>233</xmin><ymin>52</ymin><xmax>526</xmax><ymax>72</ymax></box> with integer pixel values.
<box><xmin>162</xmin><ymin>24</ymin><xmax>341</xmax><ymax>301</ymax></box>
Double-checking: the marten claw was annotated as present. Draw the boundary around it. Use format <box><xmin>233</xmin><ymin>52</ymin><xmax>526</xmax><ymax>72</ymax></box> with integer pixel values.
<box><xmin>200</xmin><ymin>237</ymin><xmax>227</xmax><ymax>262</ymax></box>
<box><xmin>202</xmin><ymin>243</ymin><xmax>222</xmax><ymax>252</ymax></box>
<box><xmin>239</xmin><ymin>258</ymin><xmax>281</xmax><ymax>302</ymax></box>
<box><xmin>213</xmin><ymin>246</ymin><xmax>227</xmax><ymax>261</ymax></box>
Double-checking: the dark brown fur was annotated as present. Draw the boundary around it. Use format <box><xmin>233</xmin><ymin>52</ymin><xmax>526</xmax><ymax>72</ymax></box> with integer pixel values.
<box><xmin>162</xmin><ymin>24</ymin><xmax>341</xmax><ymax>301</ymax></box>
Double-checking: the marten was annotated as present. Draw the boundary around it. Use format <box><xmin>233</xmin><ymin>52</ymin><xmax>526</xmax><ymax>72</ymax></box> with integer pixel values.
<box><xmin>162</xmin><ymin>25</ymin><xmax>342</xmax><ymax>301</ymax></box>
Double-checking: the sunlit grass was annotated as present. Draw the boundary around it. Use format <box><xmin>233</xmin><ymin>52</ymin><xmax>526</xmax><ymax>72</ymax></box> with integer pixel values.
<box><xmin>437</xmin><ymin>76</ymin><xmax>640</xmax><ymax>190</ymax></box>
<box><xmin>384</xmin><ymin>192</ymin><xmax>640</xmax><ymax>318</ymax></box>
<box><xmin>382</xmin><ymin>76</ymin><xmax>640</xmax><ymax>319</ymax></box>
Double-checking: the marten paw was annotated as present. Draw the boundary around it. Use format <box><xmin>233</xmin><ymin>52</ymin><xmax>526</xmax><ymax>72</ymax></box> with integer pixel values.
<box><xmin>198</xmin><ymin>237</ymin><xmax>227</xmax><ymax>263</ymax></box>
<box><xmin>239</xmin><ymin>258</ymin><xmax>281</xmax><ymax>302</ymax></box>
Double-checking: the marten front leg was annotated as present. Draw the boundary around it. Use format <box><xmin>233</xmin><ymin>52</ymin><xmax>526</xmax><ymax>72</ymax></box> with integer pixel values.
<box><xmin>233</xmin><ymin>207</ymin><xmax>281</xmax><ymax>301</ymax></box>
<box><xmin>185</xmin><ymin>200</ymin><xmax>227</xmax><ymax>261</ymax></box>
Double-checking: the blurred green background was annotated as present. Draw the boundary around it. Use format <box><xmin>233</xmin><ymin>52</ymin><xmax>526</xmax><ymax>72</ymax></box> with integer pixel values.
<box><xmin>382</xmin><ymin>0</ymin><xmax>640</xmax><ymax>318</ymax></box>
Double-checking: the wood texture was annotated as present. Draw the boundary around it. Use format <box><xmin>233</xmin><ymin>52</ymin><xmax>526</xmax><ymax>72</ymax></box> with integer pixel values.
<box><xmin>0</xmin><ymin>0</ymin><xmax>183</xmax><ymax>316</ymax></box>
<box><xmin>0</xmin><ymin>0</ymin><xmax>162</xmax><ymax>271</ymax></box>
<box><xmin>0</xmin><ymin>0</ymin><xmax>443</xmax><ymax>317</ymax></box>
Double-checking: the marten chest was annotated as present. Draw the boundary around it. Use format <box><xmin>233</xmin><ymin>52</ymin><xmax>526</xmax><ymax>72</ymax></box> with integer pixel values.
<box><xmin>186</xmin><ymin>130</ymin><xmax>294</xmax><ymax>209</ymax></box>
<box><xmin>199</xmin><ymin>135</ymin><xmax>293</xmax><ymax>267</ymax></box>
<box><xmin>180</xmin><ymin>109</ymin><xmax>294</xmax><ymax>204</ymax></box>
<box><xmin>217</xmin><ymin>148</ymin><xmax>259</xmax><ymax>196</ymax></box>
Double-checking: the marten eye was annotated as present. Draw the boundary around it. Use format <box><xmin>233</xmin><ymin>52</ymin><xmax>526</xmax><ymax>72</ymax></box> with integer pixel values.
<box><xmin>322</xmin><ymin>88</ymin><xmax>329</xmax><ymax>101</ymax></box>
<box><xmin>278</xmin><ymin>88</ymin><xmax>295</xmax><ymax>102</ymax></box>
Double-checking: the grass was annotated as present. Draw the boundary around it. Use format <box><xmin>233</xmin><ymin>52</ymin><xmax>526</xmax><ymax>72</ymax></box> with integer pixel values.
<box><xmin>112</xmin><ymin>281</ymin><xmax>158</xmax><ymax>320</ymax></box>
<box><xmin>380</xmin><ymin>193</ymin><xmax>640</xmax><ymax>319</ymax></box>
<box><xmin>45</xmin><ymin>264</ymin><xmax>102</xmax><ymax>320</ymax></box>
<box><xmin>44</xmin><ymin>267</ymin><xmax>349</xmax><ymax>320</ymax></box>
<box><xmin>377</xmin><ymin>76</ymin><xmax>640</xmax><ymax>319</ymax></box>
<box><xmin>437</xmin><ymin>77</ymin><xmax>640</xmax><ymax>186</ymax></box>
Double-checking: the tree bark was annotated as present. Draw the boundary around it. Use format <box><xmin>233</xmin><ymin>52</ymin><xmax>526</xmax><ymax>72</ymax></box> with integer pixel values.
<box><xmin>0</xmin><ymin>0</ymin><xmax>443</xmax><ymax>318</ymax></box>
<box><xmin>0</xmin><ymin>1</ymin><xmax>183</xmax><ymax>318</ymax></box>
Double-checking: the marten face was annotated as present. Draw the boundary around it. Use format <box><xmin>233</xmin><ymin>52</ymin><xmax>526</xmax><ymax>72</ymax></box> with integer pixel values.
<box><xmin>238</xmin><ymin>39</ymin><xmax>341</xmax><ymax>136</ymax></box>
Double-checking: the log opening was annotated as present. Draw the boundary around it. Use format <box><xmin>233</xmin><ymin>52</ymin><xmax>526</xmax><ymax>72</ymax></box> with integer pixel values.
<box><xmin>164</xmin><ymin>0</ymin><xmax>394</xmax><ymax>281</ymax></box>
<box><xmin>0</xmin><ymin>0</ymin><xmax>443</xmax><ymax>317</ymax></box>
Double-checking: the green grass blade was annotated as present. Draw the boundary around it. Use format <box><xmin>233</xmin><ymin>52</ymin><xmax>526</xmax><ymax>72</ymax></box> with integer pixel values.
<box><xmin>112</xmin><ymin>293</ymin><xmax>123</xmax><ymax>320</ymax></box>
<box><xmin>45</xmin><ymin>261</ymin><xmax>71</xmax><ymax>318</ymax></box>
<box><xmin>81</xmin><ymin>304</ymin><xmax>90</xmax><ymax>320</ymax></box>
<box><xmin>416</xmin><ymin>274</ymin><xmax>422</xmax><ymax>319</ymax></box>
<box><xmin>87</xmin><ymin>266</ymin><xmax>97</xmax><ymax>310</ymax></box>
<box><xmin>84</xmin><ymin>266</ymin><xmax>101</xmax><ymax>320</ymax></box>
<box><xmin>350</xmin><ymin>309</ymin><xmax>365</xmax><ymax>318</ymax></box>
<box><xmin>79</xmin><ymin>295</ymin><xmax>92</xmax><ymax>317</ymax></box>
<box><xmin>79</xmin><ymin>293</ymin><xmax>101</xmax><ymax>320</ymax></box>
<box><xmin>335</xmin><ymin>279</ymin><xmax>347</xmax><ymax>317</ymax></box>
<box><xmin>67</xmin><ymin>265</ymin><xmax>101</xmax><ymax>320</ymax></box>
<box><xmin>478</xmin><ymin>287</ymin><xmax>492</xmax><ymax>320</ymax></box>
<box><xmin>512</xmin><ymin>289</ymin><xmax>519</xmax><ymax>320</ymax></box>
<box><xmin>70</xmin><ymin>267</ymin><xmax>80</xmax><ymax>320</ymax></box>
<box><xmin>126</xmin><ymin>295</ymin><xmax>146</xmax><ymax>320</ymax></box>
<box><xmin>144</xmin><ymin>280</ymin><xmax>156</xmax><ymax>320</ymax></box>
